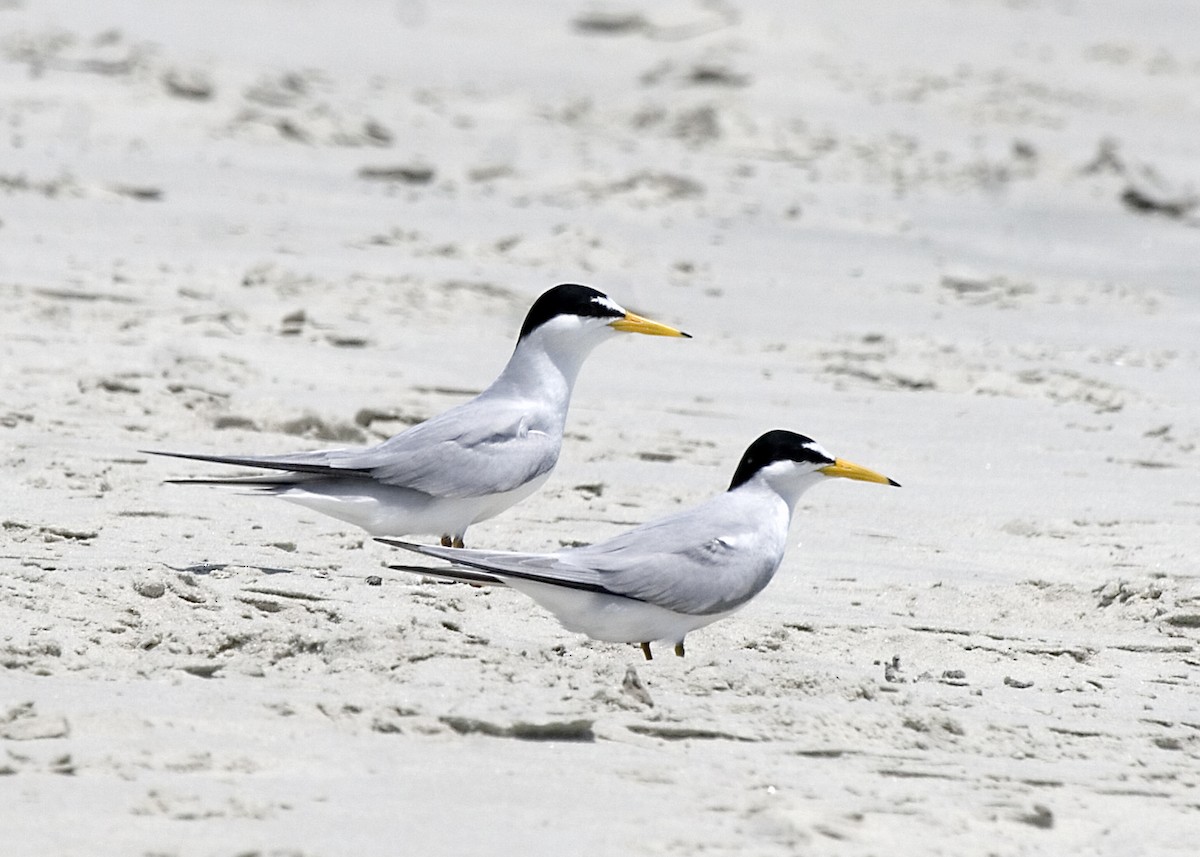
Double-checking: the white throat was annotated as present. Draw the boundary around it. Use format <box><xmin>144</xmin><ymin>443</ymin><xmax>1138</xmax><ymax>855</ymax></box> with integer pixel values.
<box><xmin>748</xmin><ymin>465</ymin><xmax>827</xmax><ymax>516</ymax></box>
<box><xmin>485</xmin><ymin>320</ymin><xmax>613</xmax><ymax>408</ymax></box>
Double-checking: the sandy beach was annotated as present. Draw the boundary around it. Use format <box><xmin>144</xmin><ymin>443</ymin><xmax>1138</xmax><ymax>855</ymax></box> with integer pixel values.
<box><xmin>3</xmin><ymin>1</ymin><xmax>1200</xmax><ymax>854</ymax></box>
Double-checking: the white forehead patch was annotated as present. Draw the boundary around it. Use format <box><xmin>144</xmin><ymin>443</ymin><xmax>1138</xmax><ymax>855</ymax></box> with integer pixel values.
<box><xmin>805</xmin><ymin>441</ymin><xmax>835</xmax><ymax>462</ymax></box>
<box><xmin>592</xmin><ymin>295</ymin><xmax>624</xmax><ymax>315</ymax></box>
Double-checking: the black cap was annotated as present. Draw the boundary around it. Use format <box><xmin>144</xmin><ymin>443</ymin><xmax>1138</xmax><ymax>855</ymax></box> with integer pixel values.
<box><xmin>728</xmin><ymin>430</ymin><xmax>835</xmax><ymax>491</ymax></box>
<box><xmin>518</xmin><ymin>284</ymin><xmax>624</xmax><ymax>340</ymax></box>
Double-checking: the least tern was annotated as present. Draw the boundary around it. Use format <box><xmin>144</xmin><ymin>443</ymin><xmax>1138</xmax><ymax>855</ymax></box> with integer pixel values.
<box><xmin>379</xmin><ymin>429</ymin><xmax>899</xmax><ymax>658</ymax></box>
<box><xmin>146</xmin><ymin>284</ymin><xmax>689</xmax><ymax>545</ymax></box>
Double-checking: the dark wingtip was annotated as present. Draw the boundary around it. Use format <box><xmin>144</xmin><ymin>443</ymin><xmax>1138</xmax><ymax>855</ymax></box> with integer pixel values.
<box><xmin>375</xmin><ymin>537</ymin><xmax>431</xmax><ymax>554</ymax></box>
<box><xmin>139</xmin><ymin>448</ymin><xmax>198</xmax><ymax>461</ymax></box>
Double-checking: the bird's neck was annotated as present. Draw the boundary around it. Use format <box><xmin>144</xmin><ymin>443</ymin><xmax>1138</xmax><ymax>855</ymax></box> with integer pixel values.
<box><xmin>486</xmin><ymin>333</ymin><xmax>590</xmax><ymax>410</ymax></box>
<box><xmin>742</xmin><ymin>473</ymin><xmax>816</xmax><ymax>518</ymax></box>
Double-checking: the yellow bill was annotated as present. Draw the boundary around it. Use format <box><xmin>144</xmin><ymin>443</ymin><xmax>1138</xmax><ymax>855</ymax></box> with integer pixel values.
<box><xmin>609</xmin><ymin>311</ymin><xmax>691</xmax><ymax>338</ymax></box>
<box><xmin>820</xmin><ymin>458</ymin><xmax>900</xmax><ymax>487</ymax></box>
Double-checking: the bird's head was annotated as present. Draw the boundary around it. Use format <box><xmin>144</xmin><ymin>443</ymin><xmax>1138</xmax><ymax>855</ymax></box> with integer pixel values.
<box><xmin>518</xmin><ymin>284</ymin><xmax>690</xmax><ymax>353</ymax></box>
<box><xmin>729</xmin><ymin>429</ymin><xmax>899</xmax><ymax>508</ymax></box>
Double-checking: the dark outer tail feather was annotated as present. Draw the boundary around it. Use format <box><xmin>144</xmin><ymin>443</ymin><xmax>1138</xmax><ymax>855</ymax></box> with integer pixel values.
<box><xmin>375</xmin><ymin>537</ymin><xmax>636</xmax><ymax>602</ymax></box>
<box><xmin>141</xmin><ymin>449</ymin><xmax>374</xmax><ymax>478</ymax></box>
<box><xmin>163</xmin><ymin>477</ymin><xmax>302</xmax><ymax>487</ymax></box>
<box><xmin>387</xmin><ymin>563</ymin><xmax>506</xmax><ymax>587</ymax></box>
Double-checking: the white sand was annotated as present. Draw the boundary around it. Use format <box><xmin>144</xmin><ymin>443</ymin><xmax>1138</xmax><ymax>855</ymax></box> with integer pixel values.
<box><xmin>3</xmin><ymin>1</ymin><xmax>1199</xmax><ymax>854</ymax></box>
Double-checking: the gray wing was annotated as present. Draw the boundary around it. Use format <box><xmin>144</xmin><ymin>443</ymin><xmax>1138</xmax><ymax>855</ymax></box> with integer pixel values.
<box><xmin>149</xmin><ymin>395</ymin><xmax>561</xmax><ymax>500</ymax></box>
<box><xmin>378</xmin><ymin>494</ymin><xmax>782</xmax><ymax>616</ymax></box>
<box><xmin>568</xmin><ymin>497</ymin><xmax>781</xmax><ymax>615</ymax></box>
<box><xmin>331</xmin><ymin>396</ymin><xmax>561</xmax><ymax>498</ymax></box>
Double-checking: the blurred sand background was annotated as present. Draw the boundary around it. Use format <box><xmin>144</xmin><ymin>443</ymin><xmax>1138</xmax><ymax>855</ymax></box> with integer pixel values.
<box><xmin>2</xmin><ymin>1</ymin><xmax>1199</xmax><ymax>854</ymax></box>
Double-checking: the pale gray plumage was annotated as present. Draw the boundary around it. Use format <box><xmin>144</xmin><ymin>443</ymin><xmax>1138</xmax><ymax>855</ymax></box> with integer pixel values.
<box><xmin>146</xmin><ymin>284</ymin><xmax>689</xmax><ymax>544</ymax></box>
<box><xmin>381</xmin><ymin>429</ymin><xmax>900</xmax><ymax>657</ymax></box>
